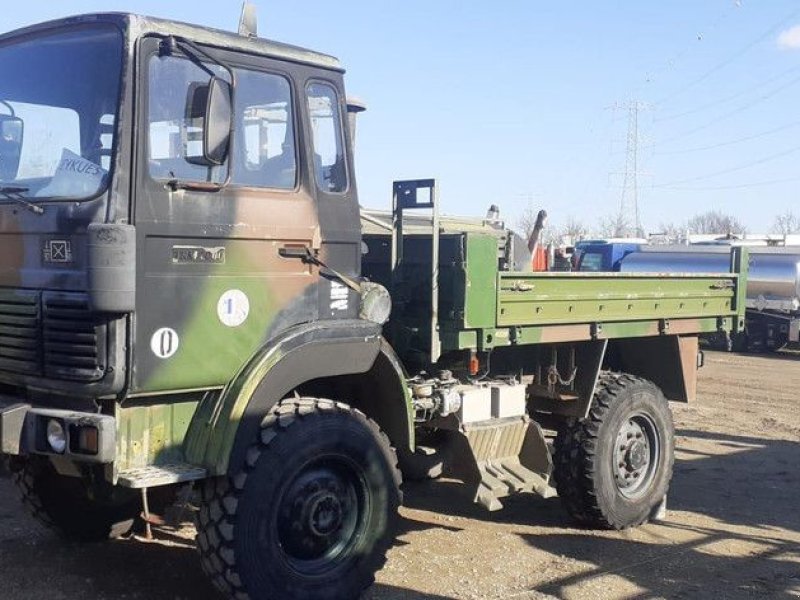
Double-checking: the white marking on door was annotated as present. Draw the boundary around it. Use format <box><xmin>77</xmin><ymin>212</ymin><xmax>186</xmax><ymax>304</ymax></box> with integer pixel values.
<box><xmin>217</xmin><ymin>289</ymin><xmax>250</xmax><ymax>327</ymax></box>
<box><xmin>330</xmin><ymin>281</ymin><xmax>349</xmax><ymax>311</ymax></box>
<box><xmin>151</xmin><ymin>327</ymin><xmax>179</xmax><ymax>359</ymax></box>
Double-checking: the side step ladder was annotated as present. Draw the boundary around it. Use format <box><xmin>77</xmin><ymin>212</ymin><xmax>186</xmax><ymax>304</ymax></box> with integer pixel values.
<box><xmin>449</xmin><ymin>417</ymin><xmax>555</xmax><ymax>511</ymax></box>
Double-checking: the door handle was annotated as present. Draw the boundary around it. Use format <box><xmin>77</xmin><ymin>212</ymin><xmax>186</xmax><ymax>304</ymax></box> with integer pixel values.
<box><xmin>278</xmin><ymin>245</ymin><xmax>313</xmax><ymax>260</ymax></box>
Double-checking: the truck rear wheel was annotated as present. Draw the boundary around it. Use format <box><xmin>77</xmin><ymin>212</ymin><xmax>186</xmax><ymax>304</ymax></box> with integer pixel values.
<box><xmin>196</xmin><ymin>397</ymin><xmax>401</xmax><ymax>600</ymax></box>
<box><xmin>10</xmin><ymin>457</ymin><xmax>140</xmax><ymax>542</ymax></box>
<box><xmin>553</xmin><ymin>373</ymin><xmax>675</xmax><ymax>530</ymax></box>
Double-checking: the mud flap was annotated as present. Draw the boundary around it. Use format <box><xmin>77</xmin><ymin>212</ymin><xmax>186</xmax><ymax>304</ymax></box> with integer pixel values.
<box><xmin>448</xmin><ymin>417</ymin><xmax>555</xmax><ymax>511</ymax></box>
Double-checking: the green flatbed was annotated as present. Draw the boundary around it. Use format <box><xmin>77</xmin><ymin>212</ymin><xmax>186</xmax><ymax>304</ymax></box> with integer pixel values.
<box><xmin>362</xmin><ymin>225</ymin><xmax>747</xmax><ymax>359</ymax></box>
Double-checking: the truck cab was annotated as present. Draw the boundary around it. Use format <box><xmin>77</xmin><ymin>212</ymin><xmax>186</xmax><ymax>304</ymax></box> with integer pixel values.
<box><xmin>0</xmin><ymin>13</ymin><xmax>368</xmax><ymax>455</ymax></box>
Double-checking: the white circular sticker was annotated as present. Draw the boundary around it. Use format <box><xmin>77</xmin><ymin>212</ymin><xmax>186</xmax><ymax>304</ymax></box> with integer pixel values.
<box><xmin>151</xmin><ymin>327</ymin><xmax>179</xmax><ymax>359</ymax></box>
<box><xmin>217</xmin><ymin>289</ymin><xmax>250</xmax><ymax>327</ymax></box>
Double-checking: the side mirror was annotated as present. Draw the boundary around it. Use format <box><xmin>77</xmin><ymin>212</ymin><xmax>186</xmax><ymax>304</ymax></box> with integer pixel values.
<box><xmin>0</xmin><ymin>114</ymin><xmax>24</xmax><ymax>180</ymax></box>
<box><xmin>185</xmin><ymin>76</ymin><xmax>232</xmax><ymax>167</ymax></box>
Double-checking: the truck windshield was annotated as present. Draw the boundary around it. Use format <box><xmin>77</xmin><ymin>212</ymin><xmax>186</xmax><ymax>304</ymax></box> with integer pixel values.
<box><xmin>0</xmin><ymin>25</ymin><xmax>122</xmax><ymax>200</ymax></box>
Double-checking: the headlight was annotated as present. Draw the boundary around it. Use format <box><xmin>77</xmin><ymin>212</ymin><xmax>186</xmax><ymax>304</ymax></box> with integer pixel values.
<box><xmin>359</xmin><ymin>282</ymin><xmax>392</xmax><ymax>325</ymax></box>
<box><xmin>46</xmin><ymin>419</ymin><xmax>67</xmax><ymax>454</ymax></box>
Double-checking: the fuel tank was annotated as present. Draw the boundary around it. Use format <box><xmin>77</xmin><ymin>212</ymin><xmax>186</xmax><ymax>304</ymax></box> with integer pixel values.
<box><xmin>620</xmin><ymin>246</ymin><xmax>800</xmax><ymax>313</ymax></box>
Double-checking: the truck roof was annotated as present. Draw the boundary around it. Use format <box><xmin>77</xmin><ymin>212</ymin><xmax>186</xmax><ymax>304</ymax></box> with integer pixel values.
<box><xmin>0</xmin><ymin>12</ymin><xmax>343</xmax><ymax>72</ymax></box>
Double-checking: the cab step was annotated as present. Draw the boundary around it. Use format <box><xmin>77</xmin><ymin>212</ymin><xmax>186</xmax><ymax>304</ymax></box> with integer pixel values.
<box><xmin>449</xmin><ymin>416</ymin><xmax>555</xmax><ymax>511</ymax></box>
<box><xmin>117</xmin><ymin>463</ymin><xmax>207</xmax><ymax>488</ymax></box>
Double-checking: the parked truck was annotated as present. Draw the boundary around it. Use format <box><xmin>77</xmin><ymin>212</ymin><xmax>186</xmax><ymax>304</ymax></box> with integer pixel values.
<box><xmin>0</xmin><ymin>12</ymin><xmax>748</xmax><ymax>600</ymax></box>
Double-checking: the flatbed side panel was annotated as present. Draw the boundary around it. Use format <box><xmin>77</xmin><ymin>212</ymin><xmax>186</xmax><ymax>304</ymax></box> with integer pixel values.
<box><xmin>441</xmin><ymin>316</ymin><xmax>733</xmax><ymax>352</ymax></box>
<box><xmin>497</xmin><ymin>272</ymin><xmax>738</xmax><ymax>327</ymax></box>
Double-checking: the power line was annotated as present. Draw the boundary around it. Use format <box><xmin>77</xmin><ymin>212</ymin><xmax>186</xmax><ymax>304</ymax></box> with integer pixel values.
<box><xmin>654</xmin><ymin>72</ymin><xmax>800</xmax><ymax>147</ymax></box>
<box><xmin>655</xmin><ymin>5</ymin><xmax>800</xmax><ymax>106</ymax></box>
<box><xmin>655</xmin><ymin>120</ymin><xmax>800</xmax><ymax>155</ymax></box>
<box><xmin>653</xmin><ymin>175</ymin><xmax>800</xmax><ymax>192</ymax></box>
<box><xmin>653</xmin><ymin>144</ymin><xmax>800</xmax><ymax>188</ymax></box>
<box><xmin>655</xmin><ymin>63</ymin><xmax>800</xmax><ymax>122</ymax></box>
<box><xmin>631</xmin><ymin>1</ymin><xmax>741</xmax><ymax>97</ymax></box>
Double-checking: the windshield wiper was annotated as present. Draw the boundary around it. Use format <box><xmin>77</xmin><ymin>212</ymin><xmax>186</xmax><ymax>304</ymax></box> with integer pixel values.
<box><xmin>0</xmin><ymin>186</ymin><xmax>43</xmax><ymax>215</ymax></box>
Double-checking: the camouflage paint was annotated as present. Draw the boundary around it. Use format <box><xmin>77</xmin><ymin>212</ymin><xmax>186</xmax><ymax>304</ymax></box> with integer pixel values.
<box><xmin>436</xmin><ymin>230</ymin><xmax>744</xmax><ymax>355</ymax></box>
<box><xmin>116</xmin><ymin>399</ymin><xmax>198</xmax><ymax>470</ymax></box>
<box><xmin>0</xmin><ymin>15</ymin><xmax>749</xmax><ymax>482</ymax></box>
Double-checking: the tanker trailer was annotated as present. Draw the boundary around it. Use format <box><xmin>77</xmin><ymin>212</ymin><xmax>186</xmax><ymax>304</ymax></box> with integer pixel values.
<box><xmin>620</xmin><ymin>246</ymin><xmax>800</xmax><ymax>352</ymax></box>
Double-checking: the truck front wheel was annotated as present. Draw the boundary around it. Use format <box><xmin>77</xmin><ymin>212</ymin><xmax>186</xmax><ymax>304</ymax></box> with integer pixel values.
<box><xmin>196</xmin><ymin>397</ymin><xmax>401</xmax><ymax>600</ymax></box>
<box><xmin>553</xmin><ymin>373</ymin><xmax>675</xmax><ymax>530</ymax></box>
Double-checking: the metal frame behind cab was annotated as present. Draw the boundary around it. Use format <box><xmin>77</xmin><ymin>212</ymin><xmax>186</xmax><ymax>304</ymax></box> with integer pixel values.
<box><xmin>391</xmin><ymin>179</ymin><xmax>441</xmax><ymax>363</ymax></box>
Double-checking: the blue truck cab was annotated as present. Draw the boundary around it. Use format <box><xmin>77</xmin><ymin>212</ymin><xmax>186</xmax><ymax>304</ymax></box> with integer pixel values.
<box><xmin>575</xmin><ymin>239</ymin><xmax>645</xmax><ymax>272</ymax></box>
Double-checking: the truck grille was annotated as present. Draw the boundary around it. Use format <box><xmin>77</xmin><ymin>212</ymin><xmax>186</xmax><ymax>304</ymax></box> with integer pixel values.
<box><xmin>43</xmin><ymin>294</ymin><xmax>103</xmax><ymax>381</ymax></box>
<box><xmin>0</xmin><ymin>289</ymin><xmax>104</xmax><ymax>382</ymax></box>
<box><xmin>0</xmin><ymin>290</ymin><xmax>40</xmax><ymax>375</ymax></box>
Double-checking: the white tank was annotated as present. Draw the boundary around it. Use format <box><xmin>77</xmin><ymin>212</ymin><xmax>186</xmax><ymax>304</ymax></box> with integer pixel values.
<box><xmin>620</xmin><ymin>246</ymin><xmax>800</xmax><ymax>313</ymax></box>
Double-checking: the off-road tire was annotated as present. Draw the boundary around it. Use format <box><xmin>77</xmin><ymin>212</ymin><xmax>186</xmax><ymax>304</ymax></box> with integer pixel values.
<box><xmin>11</xmin><ymin>458</ymin><xmax>139</xmax><ymax>541</ymax></box>
<box><xmin>196</xmin><ymin>397</ymin><xmax>402</xmax><ymax>600</ymax></box>
<box><xmin>553</xmin><ymin>373</ymin><xmax>675</xmax><ymax>530</ymax></box>
<box><xmin>397</xmin><ymin>428</ymin><xmax>457</xmax><ymax>481</ymax></box>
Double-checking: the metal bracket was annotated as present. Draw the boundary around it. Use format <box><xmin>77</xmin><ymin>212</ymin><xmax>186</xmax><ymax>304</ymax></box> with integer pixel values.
<box><xmin>391</xmin><ymin>179</ymin><xmax>441</xmax><ymax>363</ymax></box>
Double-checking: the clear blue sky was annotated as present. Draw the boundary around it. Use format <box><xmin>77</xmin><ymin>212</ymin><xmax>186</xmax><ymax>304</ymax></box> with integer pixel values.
<box><xmin>5</xmin><ymin>1</ymin><xmax>800</xmax><ymax>233</ymax></box>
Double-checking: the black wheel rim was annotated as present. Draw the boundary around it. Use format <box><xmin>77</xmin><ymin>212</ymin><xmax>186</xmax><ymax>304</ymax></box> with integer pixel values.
<box><xmin>275</xmin><ymin>455</ymin><xmax>370</xmax><ymax>576</ymax></box>
<box><xmin>613</xmin><ymin>411</ymin><xmax>661</xmax><ymax>499</ymax></box>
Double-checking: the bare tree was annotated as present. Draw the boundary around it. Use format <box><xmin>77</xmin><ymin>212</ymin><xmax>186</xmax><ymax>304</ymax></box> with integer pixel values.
<box><xmin>772</xmin><ymin>211</ymin><xmax>800</xmax><ymax>235</ymax></box>
<box><xmin>686</xmin><ymin>210</ymin><xmax>745</xmax><ymax>235</ymax></box>
<box><xmin>562</xmin><ymin>216</ymin><xmax>586</xmax><ymax>243</ymax></box>
<box><xmin>598</xmin><ymin>212</ymin><xmax>629</xmax><ymax>238</ymax></box>
<box><xmin>516</xmin><ymin>208</ymin><xmax>587</xmax><ymax>246</ymax></box>
<box><xmin>517</xmin><ymin>205</ymin><xmax>540</xmax><ymax>239</ymax></box>
<box><xmin>651</xmin><ymin>221</ymin><xmax>685</xmax><ymax>244</ymax></box>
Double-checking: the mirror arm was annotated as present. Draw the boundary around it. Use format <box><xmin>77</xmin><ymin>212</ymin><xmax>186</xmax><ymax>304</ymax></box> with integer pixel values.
<box><xmin>0</xmin><ymin>100</ymin><xmax>15</xmax><ymax>117</ymax></box>
<box><xmin>167</xmin><ymin>36</ymin><xmax>236</xmax><ymax>90</ymax></box>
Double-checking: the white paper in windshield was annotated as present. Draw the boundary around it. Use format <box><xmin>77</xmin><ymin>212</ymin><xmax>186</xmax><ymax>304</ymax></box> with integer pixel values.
<box><xmin>36</xmin><ymin>148</ymin><xmax>106</xmax><ymax>198</ymax></box>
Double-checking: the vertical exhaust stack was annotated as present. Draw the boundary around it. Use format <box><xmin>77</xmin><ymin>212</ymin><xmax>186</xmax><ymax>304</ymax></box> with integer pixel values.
<box><xmin>238</xmin><ymin>2</ymin><xmax>258</xmax><ymax>38</ymax></box>
<box><xmin>346</xmin><ymin>97</ymin><xmax>367</xmax><ymax>155</ymax></box>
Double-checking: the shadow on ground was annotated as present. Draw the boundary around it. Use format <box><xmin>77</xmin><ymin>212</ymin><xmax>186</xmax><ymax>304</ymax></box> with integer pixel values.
<box><xmin>523</xmin><ymin>428</ymin><xmax>800</xmax><ymax>599</ymax></box>
<box><xmin>0</xmin><ymin>428</ymin><xmax>797</xmax><ymax>599</ymax></box>
<box><xmin>0</xmin><ymin>530</ymin><xmax>457</xmax><ymax>600</ymax></box>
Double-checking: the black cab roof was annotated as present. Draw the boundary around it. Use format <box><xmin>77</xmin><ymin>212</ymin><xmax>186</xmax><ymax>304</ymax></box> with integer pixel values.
<box><xmin>0</xmin><ymin>12</ymin><xmax>343</xmax><ymax>72</ymax></box>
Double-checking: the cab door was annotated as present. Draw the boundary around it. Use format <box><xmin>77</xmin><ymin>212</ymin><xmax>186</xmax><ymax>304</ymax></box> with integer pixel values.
<box><xmin>130</xmin><ymin>37</ymin><xmax>321</xmax><ymax>394</ymax></box>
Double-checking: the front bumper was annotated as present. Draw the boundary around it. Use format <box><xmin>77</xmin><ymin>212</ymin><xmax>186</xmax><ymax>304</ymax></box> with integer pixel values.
<box><xmin>0</xmin><ymin>402</ymin><xmax>115</xmax><ymax>463</ymax></box>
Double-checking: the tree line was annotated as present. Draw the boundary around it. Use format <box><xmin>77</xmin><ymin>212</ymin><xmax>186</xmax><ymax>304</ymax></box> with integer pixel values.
<box><xmin>518</xmin><ymin>208</ymin><xmax>800</xmax><ymax>243</ymax></box>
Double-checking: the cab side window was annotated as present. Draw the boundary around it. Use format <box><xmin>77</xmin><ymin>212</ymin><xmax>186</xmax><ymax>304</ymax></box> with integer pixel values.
<box><xmin>234</xmin><ymin>70</ymin><xmax>296</xmax><ymax>189</ymax></box>
<box><xmin>147</xmin><ymin>54</ymin><xmax>297</xmax><ymax>190</ymax></box>
<box><xmin>147</xmin><ymin>55</ymin><xmax>227</xmax><ymax>184</ymax></box>
<box><xmin>306</xmin><ymin>82</ymin><xmax>347</xmax><ymax>193</ymax></box>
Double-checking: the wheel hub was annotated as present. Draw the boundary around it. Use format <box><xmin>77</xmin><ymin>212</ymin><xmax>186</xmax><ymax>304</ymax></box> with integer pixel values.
<box><xmin>276</xmin><ymin>459</ymin><xmax>364</xmax><ymax>574</ymax></box>
<box><xmin>613</xmin><ymin>414</ymin><xmax>660</xmax><ymax>498</ymax></box>
<box><xmin>625</xmin><ymin>441</ymin><xmax>647</xmax><ymax>470</ymax></box>
<box><xmin>308</xmin><ymin>491</ymin><xmax>344</xmax><ymax>537</ymax></box>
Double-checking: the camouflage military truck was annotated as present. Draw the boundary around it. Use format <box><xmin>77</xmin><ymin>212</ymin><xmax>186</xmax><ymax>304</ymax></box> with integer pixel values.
<box><xmin>0</xmin><ymin>11</ymin><xmax>748</xmax><ymax>600</ymax></box>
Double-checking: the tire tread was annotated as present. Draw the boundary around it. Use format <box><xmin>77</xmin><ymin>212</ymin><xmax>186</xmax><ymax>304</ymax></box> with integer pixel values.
<box><xmin>553</xmin><ymin>372</ymin><xmax>674</xmax><ymax>530</ymax></box>
<box><xmin>196</xmin><ymin>397</ymin><xmax>402</xmax><ymax>600</ymax></box>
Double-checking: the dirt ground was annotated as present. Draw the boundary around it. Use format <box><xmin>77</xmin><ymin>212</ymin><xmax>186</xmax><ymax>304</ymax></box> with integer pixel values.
<box><xmin>0</xmin><ymin>350</ymin><xmax>798</xmax><ymax>599</ymax></box>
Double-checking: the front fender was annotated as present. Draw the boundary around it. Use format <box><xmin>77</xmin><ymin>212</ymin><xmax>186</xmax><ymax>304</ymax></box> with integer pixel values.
<box><xmin>184</xmin><ymin>320</ymin><xmax>384</xmax><ymax>475</ymax></box>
